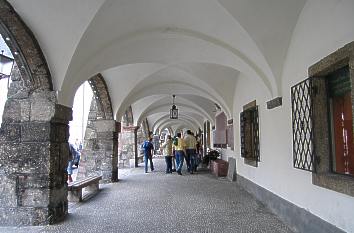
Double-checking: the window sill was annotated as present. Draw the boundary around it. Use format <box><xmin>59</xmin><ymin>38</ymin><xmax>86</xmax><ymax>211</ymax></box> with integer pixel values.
<box><xmin>312</xmin><ymin>172</ymin><xmax>354</xmax><ymax>197</ymax></box>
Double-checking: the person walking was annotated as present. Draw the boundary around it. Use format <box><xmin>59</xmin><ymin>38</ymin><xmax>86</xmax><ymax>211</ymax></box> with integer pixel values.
<box><xmin>67</xmin><ymin>143</ymin><xmax>76</xmax><ymax>183</ymax></box>
<box><xmin>183</xmin><ymin>132</ymin><xmax>191</xmax><ymax>172</ymax></box>
<box><xmin>142</xmin><ymin>138</ymin><xmax>154</xmax><ymax>173</ymax></box>
<box><xmin>173</xmin><ymin>133</ymin><xmax>186</xmax><ymax>175</ymax></box>
<box><xmin>172</xmin><ymin>150</ymin><xmax>176</xmax><ymax>172</ymax></box>
<box><xmin>184</xmin><ymin>130</ymin><xmax>197</xmax><ymax>174</ymax></box>
<box><xmin>161</xmin><ymin>135</ymin><xmax>173</xmax><ymax>173</ymax></box>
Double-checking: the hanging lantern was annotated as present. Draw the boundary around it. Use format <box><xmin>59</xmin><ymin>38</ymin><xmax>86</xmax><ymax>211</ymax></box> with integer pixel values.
<box><xmin>170</xmin><ymin>95</ymin><xmax>178</xmax><ymax>119</ymax></box>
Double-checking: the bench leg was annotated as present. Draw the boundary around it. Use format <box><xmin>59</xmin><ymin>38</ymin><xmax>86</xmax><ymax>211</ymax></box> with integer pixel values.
<box><xmin>85</xmin><ymin>182</ymin><xmax>99</xmax><ymax>192</ymax></box>
<box><xmin>68</xmin><ymin>189</ymin><xmax>82</xmax><ymax>202</ymax></box>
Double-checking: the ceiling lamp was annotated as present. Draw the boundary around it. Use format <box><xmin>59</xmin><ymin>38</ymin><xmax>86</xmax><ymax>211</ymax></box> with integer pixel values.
<box><xmin>0</xmin><ymin>50</ymin><xmax>14</xmax><ymax>81</ymax></box>
<box><xmin>170</xmin><ymin>94</ymin><xmax>178</xmax><ymax>119</ymax></box>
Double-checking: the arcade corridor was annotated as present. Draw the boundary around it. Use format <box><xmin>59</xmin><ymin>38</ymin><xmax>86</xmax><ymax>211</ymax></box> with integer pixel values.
<box><xmin>0</xmin><ymin>1</ymin><xmax>353</xmax><ymax>232</ymax></box>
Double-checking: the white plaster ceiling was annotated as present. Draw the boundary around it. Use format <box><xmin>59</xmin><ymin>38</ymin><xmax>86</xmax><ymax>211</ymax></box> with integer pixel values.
<box><xmin>8</xmin><ymin>0</ymin><xmax>307</xmax><ymax>132</ymax></box>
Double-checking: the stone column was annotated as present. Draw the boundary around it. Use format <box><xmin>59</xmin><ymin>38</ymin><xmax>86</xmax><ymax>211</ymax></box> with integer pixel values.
<box><xmin>118</xmin><ymin>126</ymin><xmax>140</xmax><ymax>168</ymax></box>
<box><xmin>0</xmin><ymin>87</ymin><xmax>72</xmax><ymax>225</ymax></box>
<box><xmin>79</xmin><ymin>119</ymin><xmax>118</xmax><ymax>183</ymax></box>
<box><xmin>134</xmin><ymin>126</ymin><xmax>139</xmax><ymax>167</ymax></box>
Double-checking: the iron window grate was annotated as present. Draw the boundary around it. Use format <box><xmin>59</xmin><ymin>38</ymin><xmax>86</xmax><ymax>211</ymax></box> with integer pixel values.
<box><xmin>291</xmin><ymin>78</ymin><xmax>315</xmax><ymax>172</ymax></box>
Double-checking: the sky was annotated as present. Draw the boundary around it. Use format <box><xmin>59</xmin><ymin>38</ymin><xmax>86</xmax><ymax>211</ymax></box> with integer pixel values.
<box><xmin>69</xmin><ymin>81</ymin><xmax>93</xmax><ymax>145</ymax></box>
<box><xmin>0</xmin><ymin>34</ymin><xmax>12</xmax><ymax>126</ymax></box>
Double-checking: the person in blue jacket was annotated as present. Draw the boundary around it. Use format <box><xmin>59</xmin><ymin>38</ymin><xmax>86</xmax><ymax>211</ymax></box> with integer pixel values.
<box><xmin>142</xmin><ymin>138</ymin><xmax>154</xmax><ymax>173</ymax></box>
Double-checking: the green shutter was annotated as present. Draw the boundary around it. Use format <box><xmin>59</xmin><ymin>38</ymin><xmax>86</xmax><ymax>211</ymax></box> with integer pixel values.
<box><xmin>328</xmin><ymin>66</ymin><xmax>350</xmax><ymax>97</ymax></box>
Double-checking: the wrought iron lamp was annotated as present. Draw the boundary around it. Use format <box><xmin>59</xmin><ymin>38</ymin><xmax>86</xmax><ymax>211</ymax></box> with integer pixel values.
<box><xmin>170</xmin><ymin>94</ymin><xmax>178</xmax><ymax>119</ymax></box>
<box><xmin>0</xmin><ymin>50</ymin><xmax>14</xmax><ymax>81</ymax></box>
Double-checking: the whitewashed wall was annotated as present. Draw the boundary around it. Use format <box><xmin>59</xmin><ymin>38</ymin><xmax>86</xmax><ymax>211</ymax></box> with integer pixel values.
<box><xmin>227</xmin><ymin>0</ymin><xmax>354</xmax><ymax>232</ymax></box>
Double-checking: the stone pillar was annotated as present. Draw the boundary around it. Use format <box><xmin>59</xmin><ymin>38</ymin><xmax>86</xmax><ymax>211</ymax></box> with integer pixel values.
<box><xmin>78</xmin><ymin>100</ymin><xmax>118</xmax><ymax>183</ymax></box>
<box><xmin>134</xmin><ymin>126</ymin><xmax>139</xmax><ymax>167</ymax></box>
<box><xmin>0</xmin><ymin>87</ymin><xmax>72</xmax><ymax>225</ymax></box>
<box><xmin>203</xmin><ymin>122</ymin><xmax>207</xmax><ymax>157</ymax></box>
<box><xmin>118</xmin><ymin>126</ymin><xmax>139</xmax><ymax>168</ymax></box>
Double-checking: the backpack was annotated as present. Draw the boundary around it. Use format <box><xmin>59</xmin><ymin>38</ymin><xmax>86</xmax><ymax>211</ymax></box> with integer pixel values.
<box><xmin>173</xmin><ymin>137</ymin><xmax>178</xmax><ymax>146</ymax></box>
<box><xmin>140</xmin><ymin>141</ymin><xmax>148</xmax><ymax>154</ymax></box>
<box><xmin>142</xmin><ymin>140</ymin><xmax>149</xmax><ymax>149</ymax></box>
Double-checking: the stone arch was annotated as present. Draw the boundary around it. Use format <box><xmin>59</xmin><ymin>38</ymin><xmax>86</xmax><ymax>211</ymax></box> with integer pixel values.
<box><xmin>0</xmin><ymin>0</ymin><xmax>72</xmax><ymax>226</ymax></box>
<box><xmin>78</xmin><ymin>74</ymin><xmax>118</xmax><ymax>183</ymax></box>
<box><xmin>87</xmin><ymin>74</ymin><xmax>113</xmax><ymax>120</ymax></box>
<box><xmin>0</xmin><ymin>0</ymin><xmax>52</xmax><ymax>91</ymax></box>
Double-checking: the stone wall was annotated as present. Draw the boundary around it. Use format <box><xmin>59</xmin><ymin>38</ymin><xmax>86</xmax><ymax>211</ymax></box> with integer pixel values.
<box><xmin>117</xmin><ymin>116</ymin><xmax>150</xmax><ymax>168</ymax></box>
<box><xmin>78</xmin><ymin>98</ymin><xmax>118</xmax><ymax>183</ymax></box>
<box><xmin>0</xmin><ymin>1</ymin><xmax>71</xmax><ymax>225</ymax></box>
<box><xmin>0</xmin><ymin>68</ymin><xmax>72</xmax><ymax>225</ymax></box>
<box><xmin>118</xmin><ymin>126</ymin><xmax>138</xmax><ymax>168</ymax></box>
<box><xmin>118</xmin><ymin>107</ymin><xmax>135</xmax><ymax>167</ymax></box>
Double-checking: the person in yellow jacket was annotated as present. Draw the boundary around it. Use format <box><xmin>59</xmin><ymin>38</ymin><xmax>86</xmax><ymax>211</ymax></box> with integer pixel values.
<box><xmin>184</xmin><ymin>130</ymin><xmax>197</xmax><ymax>174</ymax></box>
<box><xmin>172</xmin><ymin>132</ymin><xmax>186</xmax><ymax>175</ymax></box>
<box><xmin>161</xmin><ymin>135</ymin><xmax>173</xmax><ymax>173</ymax></box>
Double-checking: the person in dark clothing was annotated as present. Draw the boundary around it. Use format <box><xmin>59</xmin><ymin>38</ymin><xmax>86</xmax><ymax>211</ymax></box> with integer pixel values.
<box><xmin>67</xmin><ymin>143</ymin><xmax>77</xmax><ymax>183</ymax></box>
<box><xmin>142</xmin><ymin>138</ymin><xmax>154</xmax><ymax>173</ymax></box>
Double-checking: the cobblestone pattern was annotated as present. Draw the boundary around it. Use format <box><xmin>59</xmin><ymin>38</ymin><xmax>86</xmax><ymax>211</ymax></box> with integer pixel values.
<box><xmin>0</xmin><ymin>73</ymin><xmax>72</xmax><ymax>225</ymax></box>
<box><xmin>4</xmin><ymin>159</ymin><xmax>293</xmax><ymax>233</ymax></box>
<box><xmin>79</xmin><ymin>99</ymin><xmax>118</xmax><ymax>183</ymax></box>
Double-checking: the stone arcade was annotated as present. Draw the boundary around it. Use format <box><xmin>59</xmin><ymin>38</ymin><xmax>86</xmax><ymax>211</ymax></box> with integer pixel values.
<box><xmin>0</xmin><ymin>0</ymin><xmax>353</xmax><ymax>232</ymax></box>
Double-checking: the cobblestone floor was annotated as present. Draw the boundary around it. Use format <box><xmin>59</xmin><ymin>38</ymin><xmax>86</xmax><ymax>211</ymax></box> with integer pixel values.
<box><xmin>1</xmin><ymin>157</ymin><xmax>293</xmax><ymax>233</ymax></box>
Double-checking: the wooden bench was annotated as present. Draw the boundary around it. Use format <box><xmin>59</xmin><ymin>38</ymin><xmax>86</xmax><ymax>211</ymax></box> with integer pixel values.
<box><xmin>67</xmin><ymin>176</ymin><xmax>102</xmax><ymax>202</ymax></box>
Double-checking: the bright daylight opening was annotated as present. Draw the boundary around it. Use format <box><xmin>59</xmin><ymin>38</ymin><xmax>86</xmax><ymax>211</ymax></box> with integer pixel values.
<box><xmin>69</xmin><ymin>81</ymin><xmax>93</xmax><ymax>145</ymax></box>
<box><xmin>0</xmin><ymin>34</ymin><xmax>13</xmax><ymax>126</ymax></box>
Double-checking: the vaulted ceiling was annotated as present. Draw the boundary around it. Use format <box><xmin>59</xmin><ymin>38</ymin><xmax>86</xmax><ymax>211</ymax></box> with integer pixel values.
<box><xmin>8</xmin><ymin>0</ymin><xmax>307</xmax><ymax>131</ymax></box>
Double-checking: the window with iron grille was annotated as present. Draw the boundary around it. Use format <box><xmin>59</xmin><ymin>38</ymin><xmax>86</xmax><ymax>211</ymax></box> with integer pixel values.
<box><xmin>291</xmin><ymin>78</ymin><xmax>315</xmax><ymax>172</ymax></box>
<box><xmin>295</xmin><ymin>40</ymin><xmax>354</xmax><ymax>197</ymax></box>
<box><xmin>240</xmin><ymin>105</ymin><xmax>260</xmax><ymax>166</ymax></box>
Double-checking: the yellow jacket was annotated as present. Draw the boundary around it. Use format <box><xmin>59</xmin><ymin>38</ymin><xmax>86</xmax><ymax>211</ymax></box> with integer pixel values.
<box><xmin>184</xmin><ymin>134</ymin><xmax>197</xmax><ymax>149</ymax></box>
<box><xmin>173</xmin><ymin>138</ymin><xmax>185</xmax><ymax>151</ymax></box>
<box><xmin>161</xmin><ymin>139</ymin><xmax>173</xmax><ymax>156</ymax></box>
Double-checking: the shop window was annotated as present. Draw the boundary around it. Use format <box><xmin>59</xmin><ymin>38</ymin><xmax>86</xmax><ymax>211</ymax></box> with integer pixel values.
<box><xmin>226</xmin><ymin>121</ymin><xmax>234</xmax><ymax>150</ymax></box>
<box><xmin>213</xmin><ymin>112</ymin><xmax>227</xmax><ymax>148</ymax></box>
<box><xmin>240</xmin><ymin>101</ymin><xmax>260</xmax><ymax>167</ymax></box>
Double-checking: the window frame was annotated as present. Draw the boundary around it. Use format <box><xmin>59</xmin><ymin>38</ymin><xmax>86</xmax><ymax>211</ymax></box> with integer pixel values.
<box><xmin>240</xmin><ymin>100</ymin><xmax>260</xmax><ymax>167</ymax></box>
<box><xmin>308</xmin><ymin>41</ymin><xmax>354</xmax><ymax>197</ymax></box>
<box><xmin>326</xmin><ymin>67</ymin><xmax>354</xmax><ymax>177</ymax></box>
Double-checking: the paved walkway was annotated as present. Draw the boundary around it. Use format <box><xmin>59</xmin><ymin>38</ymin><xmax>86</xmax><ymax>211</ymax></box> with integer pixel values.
<box><xmin>1</xmin><ymin>158</ymin><xmax>293</xmax><ymax>233</ymax></box>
